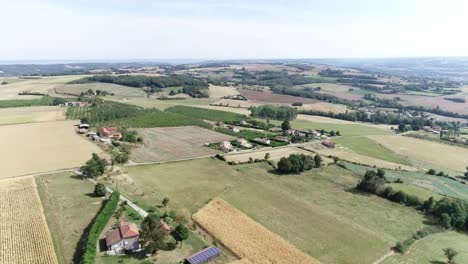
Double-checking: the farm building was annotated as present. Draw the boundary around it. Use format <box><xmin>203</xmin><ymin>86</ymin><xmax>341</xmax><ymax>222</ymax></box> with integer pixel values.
<box><xmin>322</xmin><ymin>140</ymin><xmax>336</xmax><ymax>148</ymax></box>
<box><xmin>220</xmin><ymin>141</ymin><xmax>233</xmax><ymax>152</ymax></box>
<box><xmin>99</xmin><ymin>127</ymin><xmax>122</xmax><ymax>139</ymax></box>
<box><xmin>253</xmin><ymin>138</ymin><xmax>271</xmax><ymax>146</ymax></box>
<box><xmin>227</xmin><ymin>125</ymin><xmax>240</xmax><ymax>133</ymax></box>
<box><xmin>215</xmin><ymin>121</ymin><xmax>225</xmax><ymax>127</ymax></box>
<box><xmin>78</xmin><ymin>123</ymin><xmax>90</xmax><ymax>129</ymax></box>
<box><xmin>274</xmin><ymin>136</ymin><xmax>290</xmax><ymax>143</ymax></box>
<box><xmin>184</xmin><ymin>246</ymin><xmax>221</xmax><ymax>264</ymax></box>
<box><xmin>237</xmin><ymin>138</ymin><xmax>252</xmax><ymax>148</ymax></box>
<box><xmin>106</xmin><ymin>221</ymin><xmax>140</xmax><ymax>255</ymax></box>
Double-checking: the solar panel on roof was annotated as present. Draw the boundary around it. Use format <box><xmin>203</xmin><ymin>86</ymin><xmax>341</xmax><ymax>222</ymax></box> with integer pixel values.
<box><xmin>186</xmin><ymin>246</ymin><xmax>221</xmax><ymax>264</ymax></box>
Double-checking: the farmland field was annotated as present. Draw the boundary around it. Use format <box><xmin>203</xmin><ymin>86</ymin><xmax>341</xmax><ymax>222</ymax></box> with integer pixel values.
<box><xmin>239</xmin><ymin>89</ymin><xmax>319</xmax><ymax>104</ymax></box>
<box><xmin>0</xmin><ymin>120</ymin><xmax>104</xmax><ymax>178</ymax></box>
<box><xmin>193</xmin><ymin>198</ymin><xmax>320</xmax><ymax>264</ymax></box>
<box><xmin>223</xmin><ymin>146</ymin><xmax>311</xmax><ymax>163</ymax></box>
<box><xmin>370</xmin><ymin>135</ymin><xmax>468</xmax><ymax>172</ymax></box>
<box><xmin>104</xmin><ymin>158</ymin><xmax>243</xmax><ymax>213</ymax></box>
<box><xmin>55</xmin><ymin>82</ymin><xmax>146</xmax><ymax>97</ymax></box>
<box><xmin>0</xmin><ymin>75</ymin><xmax>87</xmax><ymax>100</ymax></box>
<box><xmin>299</xmin><ymin>102</ymin><xmax>348</xmax><ymax>114</ymax></box>
<box><xmin>166</xmin><ymin>105</ymin><xmax>247</xmax><ymax>121</ymax></box>
<box><xmin>332</xmin><ymin>136</ymin><xmax>409</xmax><ymax>165</ymax></box>
<box><xmin>131</xmin><ymin>126</ymin><xmax>235</xmax><ymax>162</ymax></box>
<box><xmin>0</xmin><ymin>106</ymin><xmax>66</xmax><ymax>125</ymax></box>
<box><xmin>0</xmin><ymin>177</ymin><xmax>58</xmax><ymax>264</ymax></box>
<box><xmin>104</xmin><ymin>96</ymin><xmax>217</xmax><ymax>110</ymax></box>
<box><xmin>220</xmin><ymin>163</ymin><xmax>429</xmax><ymax>264</ymax></box>
<box><xmin>36</xmin><ymin>172</ymin><xmax>104</xmax><ymax>264</ymax></box>
<box><xmin>208</xmin><ymin>84</ymin><xmax>239</xmax><ymax>98</ymax></box>
<box><xmin>382</xmin><ymin>232</ymin><xmax>468</xmax><ymax>264</ymax></box>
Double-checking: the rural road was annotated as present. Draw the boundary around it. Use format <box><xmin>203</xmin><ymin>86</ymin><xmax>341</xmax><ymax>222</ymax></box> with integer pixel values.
<box><xmin>73</xmin><ymin>170</ymin><xmax>149</xmax><ymax>219</ymax></box>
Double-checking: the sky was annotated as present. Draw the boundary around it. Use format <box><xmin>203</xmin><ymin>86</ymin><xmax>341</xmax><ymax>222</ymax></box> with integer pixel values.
<box><xmin>0</xmin><ymin>0</ymin><xmax>467</xmax><ymax>61</ymax></box>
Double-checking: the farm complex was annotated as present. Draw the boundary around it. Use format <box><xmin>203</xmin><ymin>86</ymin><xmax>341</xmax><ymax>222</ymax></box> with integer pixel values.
<box><xmin>0</xmin><ymin>58</ymin><xmax>468</xmax><ymax>264</ymax></box>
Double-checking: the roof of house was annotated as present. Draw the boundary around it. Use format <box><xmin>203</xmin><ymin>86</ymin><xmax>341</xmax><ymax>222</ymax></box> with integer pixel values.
<box><xmin>106</xmin><ymin>221</ymin><xmax>139</xmax><ymax>247</ymax></box>
<box><xmin>100</xmin><ymin>127</ymin><xmax>119</xmax><ymax>134</ymax></box>
<box><xmin>160</xmin><ymin>220</ymin><xmax>171</xmax><ymax>231</ymax></box>
<box><xmin>185</xmin><ymin>246</ymin><xmax>221</xmax><ymax>264</ymax></box>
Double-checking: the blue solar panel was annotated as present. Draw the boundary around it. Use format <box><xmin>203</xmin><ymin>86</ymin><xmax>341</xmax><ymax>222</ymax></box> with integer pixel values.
<box><xmin>186</xmin><ymin>246</ymin><xmax>221</xmax><ymax>264</ymax></box>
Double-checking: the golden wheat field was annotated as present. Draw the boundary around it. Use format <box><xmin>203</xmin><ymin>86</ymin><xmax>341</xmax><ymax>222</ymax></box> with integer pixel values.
<box><xmin>0</xmin><ymin>177</ymin><xmax>58</xmax><ymax>264</ymax></box>
<box><xmin>193</xmin><ymin>198</ymin><xmax>321</xmax><ymax>264</ymax></box>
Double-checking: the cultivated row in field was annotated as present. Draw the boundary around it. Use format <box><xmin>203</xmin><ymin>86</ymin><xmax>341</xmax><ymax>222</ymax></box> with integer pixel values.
<box><xmin>0</xmin><ymin>177</ymin><xmax>58</xmax><ymax>264</ymax></box>
<box><xmin>193</xmin><ymin>198</ymin><xmax>321</xmax><ymax>264</ymax></box>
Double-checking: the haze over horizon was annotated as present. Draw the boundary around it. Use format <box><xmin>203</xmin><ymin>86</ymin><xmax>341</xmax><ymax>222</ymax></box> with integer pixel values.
<box><xmin>1</xmin><ymin>0</ymin><xmax>468</xmax><ymax>61</ymax></box>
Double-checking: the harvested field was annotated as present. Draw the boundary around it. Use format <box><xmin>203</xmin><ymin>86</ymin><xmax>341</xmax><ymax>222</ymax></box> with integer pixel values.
<box><xmin>239</xmin><ymin>89</ymin><xmax>319</xmax><ymax>104</ymax></box>
<box><xmin>370</xmin><ymin>135</ymin><xmax>468</xmax><ymax>172</ymax></box>
<box><xmin>0</xmin><ymin>177</ymin><xmax>58</xmax><ymax>264</ymax></box>
<box><xmin>301</xmin><ymin>143</ymin><xmax>416</xmax><ymax>171</ymax></box>
<box><xmin>209</xmin><ymin>84</ymin><xmax>239</xmax><ymax>98</ymax></box>
<box><xmin>193</xmin><ymin>198</ymin><xmax>320</xmax><ymax>264</ymax></box>
<box><xmin>192</xmin><ymin>104</ymin><xmax>252</xmax><ymax>115</ymax></box>
<box><xmin>0</xmin><ymin>75</ymin><xmax>86</xmax><ymax>100</ymax></box>
<box><xmin>223</xmin><ymin>147</ymin><xmax>311</xmax><ymax>163</ymax></box>
<box><xmin>299</xmin><ymin>102</ymin><xmax>348</xmax><ymax>114</ymax></box>
<box><xmin>0</xmin><ymin>120</ymin><xmax>104</xmax><ymax>178</ymax></box>
<box><xmin>131</xmin><ymin>126</ymin><xmax>235</xmax><ymax>162</ymax></box>
<box><xmin>296</xmin><ymin>115</ymin><xmax>393</xmax><ymax>130</ymax></box>
<box><xmin>0</xmin><ymin>106</ymin><xmax>66</xmax><ymax>125</ymax></box>
<box><xmin>104</xmin><ymin>96</ymin><xmax>217</xmax><ymax>110</ymax></box>
<box><xmin>54</xmin><ymin>82</ymin><xmax>146</xmax><ymax>97</ymax></box>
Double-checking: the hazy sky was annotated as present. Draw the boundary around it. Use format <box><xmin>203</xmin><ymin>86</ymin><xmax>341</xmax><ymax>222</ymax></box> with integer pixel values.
<box><xmin>1</xmin><ymin>0</ymin><xmax>467</xmax><ymax>61</ymax></box>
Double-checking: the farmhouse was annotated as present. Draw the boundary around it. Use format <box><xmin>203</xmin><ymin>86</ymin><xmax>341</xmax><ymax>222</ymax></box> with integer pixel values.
<box><xmin>184</xmin><ymin>246</ymin><xmax>221</xmax><ymax>264</ymax></box>
<box><xmin>253</xmin><ymin>138</ymin><xmax>271</xmax><ymax>146</ymax></box>
<box><xmin>227</xmin><ymin>125</ymin><xmax>240</xmax><ymax>133</ymax></box>
<box><xmin>322</xmin><ymin>140</ymin><xmax>336</xmax><ymax>148</ymax></box>
<box><xmin>99</xmin><ymin>127</ymin><xmax>122</xmax><ymax>139</ymax></box>
<box><xmin>237</xmin><ymin>138</ymin><xmax>252</xmax><ymax>148</ymax></box>
<box><xmin>219</xmin><ymin>141</ymin><xmax>233</xmax><ymax>152</ymax></box>
<box><xmin>106</xmin><ymin>221</ymin><xmax>140</xmax><ymax>255</ymax></box>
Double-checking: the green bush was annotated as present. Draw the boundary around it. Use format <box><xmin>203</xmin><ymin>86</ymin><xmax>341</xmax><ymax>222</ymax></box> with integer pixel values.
<box><xmin>81</xmin><ymin>191</ymin><xmax>120</xmax><ymax>264</ymax></box>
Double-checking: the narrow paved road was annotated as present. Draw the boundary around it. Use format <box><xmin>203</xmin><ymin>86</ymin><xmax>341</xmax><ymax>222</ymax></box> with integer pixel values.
<box><xmin>73</xmin><ymin>170</ymin><xmax>149</xmax><ymax>218</ymax></box>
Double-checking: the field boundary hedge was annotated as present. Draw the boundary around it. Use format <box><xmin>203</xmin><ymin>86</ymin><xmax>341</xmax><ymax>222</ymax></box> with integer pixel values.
<box><xmin>80</xmin><ymin>191</ymin><xmax>120</xmax><ymax>264</ymax></box>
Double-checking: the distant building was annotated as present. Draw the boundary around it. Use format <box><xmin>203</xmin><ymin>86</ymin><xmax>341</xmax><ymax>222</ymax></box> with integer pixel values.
<box><xmin>106</xmin><ymin>221</ymin><xmax>140</xmax><ymax>255</ymax></box>
<box><xmin>321</xmin><ymin>140</ymin><xmax>336</xmax><ymax>148</ymax></box>
<box><xmin>184</xmin><ymin>246</ymin><xmax>221</xmax><ymax>264</ymax></box>
<box><xmin>99</xmin><ymin>127</ymin><xmax>122</xmax><ymax>139</ymax></box>
<box><xmin>219</xmin><ymin>141</ymin><xmax>232</xmax><ymax>152</ymax></box>
<box><xmin>78</xmin><ymin>124</ymin><xmax>90</xmax><ymax>129</ymax></box>
<box><xmin>253</xmin><ymin>138</ymin><xmax>271</xmax><ymax>146</ymax></box>
<box><xmin>237</xmin><ymin>138</ymin><xmax>252</xmax><ymax>148</ymax></box>
<box><xmin>215</xmin><ymin>121</ymin><xmax>225</xmax><ymax>127</ymax></box>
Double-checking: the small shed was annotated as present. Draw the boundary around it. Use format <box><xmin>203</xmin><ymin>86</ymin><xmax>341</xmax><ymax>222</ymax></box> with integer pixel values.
<box><xmin>184</xmin><ymin>246</ymin><xmax>221</xmax><ymax>264</ymax></box>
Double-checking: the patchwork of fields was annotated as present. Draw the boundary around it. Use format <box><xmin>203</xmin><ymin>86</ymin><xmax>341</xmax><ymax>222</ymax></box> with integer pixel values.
<box><xmin>0</xmin><ymin>177</ymin><xmax>58</xmax><ymax>264</ymax></box>
<box><xmin>0</xmin><ymin>120</ymin><xmax>104</xmax><ymax>178</ymax></box>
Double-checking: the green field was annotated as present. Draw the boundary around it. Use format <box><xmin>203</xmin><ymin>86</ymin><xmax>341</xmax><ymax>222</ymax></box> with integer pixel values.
<box><xmin>267</xmin><ymin>119</ymin><xmax>391</xmax><ymax>136</ymax></box>
<box><xmin>0</xmin><ymin>96</ymin><xmax>57</xmax><ymax>108</ymax></box>
<box><xmin>382</xmin><ymin>231</ymin><xmax>468</xmax><ymax>264</ymax></box>
<box><xmin>110</xmin><ymin>158</ymin><xmax>429</xmax><ymax>264</ymax></box>
<box><xmin>388</xmin><ymin>183</ymin><xmax>444</xmax><ymax>201</ymax></box>
<box><xmin>35</xmin><ymin>172</ymin><xmax>104</xmax><ymax>264</ymax></box>
<box><xmin>166</xmin><ymin>105</ymin><xmax>247</xmax><ymax>121</ymax></box>
<box><xmin>344</xmin><ymin>162</ymin><xmax>468</xmax><ymax>201</ymax></box>
<box><xmin>104</xmin><ymin>96</ymin><xmax>217</xmax><ymax>110</ymax></box>
<box><xmin>333</xmin><ymin>136</ymin><xmax>409</xmax><ymax>165</ymax></box>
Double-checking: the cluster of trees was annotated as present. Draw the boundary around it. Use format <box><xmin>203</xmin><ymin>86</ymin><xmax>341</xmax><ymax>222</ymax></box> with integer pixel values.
<box><xmin>80</xmin><ymin>191</ymin><xmax>120</xmax><ymax>264</ymax></box>
<box><xmin>81</xmin><ymin>153</ymin><xmax>108</xmax><ymax>177</ymax></box>
<box><xmin>93</xmin><ymin>183</ymin><xmax>107</xmax><ymax>197</ymax></box>
<box><xmin>80</xmin><ymin>89</ymin><xmax>114</xmax><ymax>97</ymax></box>
<box><xmin>72</xmin><ymin>75</ymin><xmax>209</xmax><ymax>97</ymax></box>
<box><xmin>395</xmin><ymin>226</ymin><xmax>444</xmax><ymax>253</ymax></box>
<box><xmin>445</xmin><ymin>97</ymin><xmax>466</xmax><ymax>103</ymax></box>
<box><xmin>110</xmin><ymin>141</ymin><xmax>131</xmax><ymax>164</ymax></box>
<box><xmin>277</xmin><ymin>154</ymin><xmax>321</xmax><ymax>174</ymax></box>
<box><xmin>140</xmin><ymin>212</ymin><xmax>190</xmax><ymax>253</ymax></box>
<box><xmin>270</xmin><ymin>86</ymin><xmax>359</xmax><ymax>106</ymax></box>
<box><xmin>357</xmin><ymin>168</ymin><xmax>468</xmax><ymax>232</ymax></box>
<box><xmin>250</xmin><ymin>105</ymin><xmax>298</xmax><ymax>121</ymax></box>
<box><xmin>120</xmin><ymin>129</ymin><xmax>143</xmax><ymax>143</ymax></box>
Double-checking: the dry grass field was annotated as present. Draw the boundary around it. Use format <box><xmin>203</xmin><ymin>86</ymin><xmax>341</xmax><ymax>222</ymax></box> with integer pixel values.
<box><xmin>0</xmin><ymin>75</ymin><xmax>86</xmax><ymax>100</ymax></box>
<box><xmin>296</xmin><ymin>114</ymin><xmax>393</xmax><ymax>130</ymax></box>
<box><xmin>299</xmin><ymin>102</ymin><xmax>348</xmax><ymax>114</ymax></box>
<box><xmin>223</xmin><ymin>147</ymin><xmax>311</xmax><ymax>163</ymax></box>
<box><xmin>54</xmin><ymin>82</ymin><xmax>146</xmax><ymax>97</ymax></box>
<box><xmin>208</xmin><ymin>84</ymin><xmax>239</xmax><ymax>98</ymax></box>
<box><xmin>0</xmin><ymin>120</ymin><xmax>104</xmax><ymax>178</ymax></box>
<box><xmin>0</xmin><ymin>106</ymin><xmax>66</xmax><ymax>125</ymax></box>
<box><xmin>193</xmin><ymin>198</ymin><xmax>320</xmax><ymax>264</ymax></box>
<box><xmin>370</xmin><ymin>135</ymin><xmax>468</xmax><ymax>172</ymax></box>
<box><xmin>192</xmin><ymin>104</ymin><xmax>252</xmax><ymax>115</ymax></box>
<box><xmin>0</xmin><ymin>177</ymin><xmax>58</xmax><ymax>264</ymax></box>
<box><xmin>301</xmin><ymin>143</ymin><xmax>416</xmax><ymax>171</ymax></box>
<box><xmin>131</xmin><ymin>126</ymin><xmax>235</xmax><ymax>162</ymax></box>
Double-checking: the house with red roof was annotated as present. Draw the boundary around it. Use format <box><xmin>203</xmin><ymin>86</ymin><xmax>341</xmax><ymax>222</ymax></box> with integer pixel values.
<box><xmin>106</xmin><ymin>221</ymin><xmax>140</xmax><ymax>254</ymax></box>
<box><xmin>99</xmin><ymin>127</ymin><xmax>122</xmax><ymax>140</ymax></box>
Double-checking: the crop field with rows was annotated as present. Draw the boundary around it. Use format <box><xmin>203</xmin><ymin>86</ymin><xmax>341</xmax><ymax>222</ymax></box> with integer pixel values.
<box><xmin>0</xmin><ymin>177</ymin><xmax>58</xmax><ymax>264</ymax></box>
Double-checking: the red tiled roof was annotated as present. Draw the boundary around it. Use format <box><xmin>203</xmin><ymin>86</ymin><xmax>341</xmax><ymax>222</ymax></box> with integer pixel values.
<box><xmin>105</xmin><ymin>221</ymin><xmax>139</xmax><ymax>246</ymax></box>
<box><xmin>106</xmin><ymin>228</ymin><xmax>122</xmax><ymax>246</ymax></box>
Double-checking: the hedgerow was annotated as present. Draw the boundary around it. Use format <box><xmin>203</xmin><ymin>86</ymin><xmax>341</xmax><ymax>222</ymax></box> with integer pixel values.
<box><xmin>80</xmin><ymin>191</ymin><xmax>120</xmax><ymax>264</ymax></box>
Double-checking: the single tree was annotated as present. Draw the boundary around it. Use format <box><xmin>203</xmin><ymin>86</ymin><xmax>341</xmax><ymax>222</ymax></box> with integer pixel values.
<box><xmin>314</xmin><ymin>154</ymin><xmax>322</xmax><ymax>168</ymax></box>
<box><xmin>443</xmin><ymin>248</ymin><xmax>458</xmax><ymax>264</ymax></box>
<box><xmin>281</xmin><ymin>120</ymin><xmax>291</xmax><ymax>132</ymax></box>
<box><xmin>377</xmin><ymin>168</ymin><xmax>386</xmax><ymax>178</ymax></box>
<box><xmin>141</xmin><ymin>214</ymin><xmax>169</xmax><ymax>253</ymax></box>
<box><xmin>427</xmin><ymin>169</ymin><xmax>436</xmax><ymax>175</ymax></box>
<box><xmin>94</xmin><ymin>183</ymin><xmax>106</xmax><ymax>197</ymax></box>
<box><xmin>169</xmin><ymin>90</ymin><xmax>176</xmax><ymax>96</ymax></box>
<box><xmin>330</xmin><ymin>130</ymin><xmax>336</xmax><ymax>137</ymax></box>
<box><xmin>172</xmin><ymin>224</ymin><xmax>189</xmax><ymax>248</ymax></box>
<box><xmin>336</xmin><ymin>131</ymin><xmax>341</xmax><ymax>136</ymax></box>
<box><xmin>162</xmin><ymin>197</ymin><xmax>170</xmax><ymax>208</ymax></box>
<box><xmin>264</xmin><ymin>152</ymin><xmax>271</xmax><ymax>160</ymax></box>
<box><xmin>320</xmin><ymin>129</ymin><xmax>325</xmax><ymax>136</ymax></box>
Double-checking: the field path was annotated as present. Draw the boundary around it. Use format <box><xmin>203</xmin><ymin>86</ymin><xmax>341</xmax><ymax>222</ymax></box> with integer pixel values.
<box><xmin>372</xmin><ymin>250</ymin><xmax>395</xmax><ymax>264</ymax></box>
